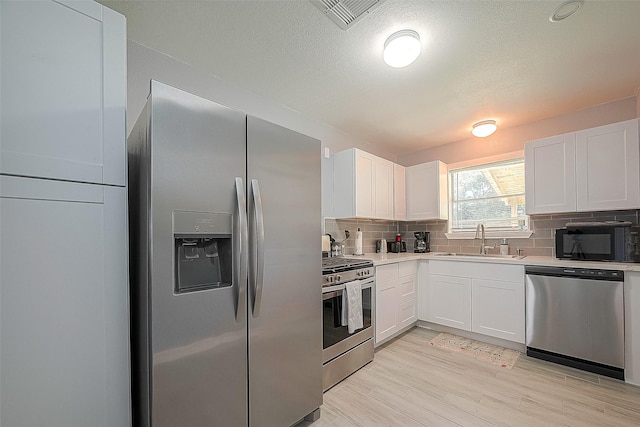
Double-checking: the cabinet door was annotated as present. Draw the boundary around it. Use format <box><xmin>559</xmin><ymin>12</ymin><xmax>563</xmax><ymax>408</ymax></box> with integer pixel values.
<box><xmin>374</xmin><ymin>157</ymin><xmax>394</xmax><ymax>220</ymax></box>
<box><xmin>375</xmin><ymin>280</ymin><xmax>398</xmax><ymax>344</ymax></box>
<box><xmin>576</xmin><ymin>119</ymin><xmax>640</xmax><ymax>211</ymax></box>
<box><xmin>472</xmin><ymin>279</ymin><xmax>525</xmax><ymax>343</ymax></box>
<box><xmin>0</xmin><ymin>176</ymin><xmax>130</xmax><ymax>427</ymax></box>
<box><xmin>624</xmin><ymin>272</ymin><xmax>640</xmax><ymax>386</ymax></box>
<box><xmin>0</xmin><ymin>1</ymin><xmax>126</xmax><ymax>186</ymax></box>
<box><xmin>427</xmin><ymin>274</ymin><xmax>471</xmax><ymax>330</ymax></box>
<box><xmin>525</xmin><ymin>133</ymin><xmax>576</xmax><ymax>214</ymax></box>
<box><xmin>417</xmin><ymin>261</ymin><xmax>429</xmax><ymax>321</ymax></box>
<box><xmin>394</xmin><ymin>164</ymin><xmax>406</xmax><ymax>220</ymax></box>
<box><xmin>398</xmin><ymin>299</ymin><xmax>417</xmax><ymax>330</ymax></box>
<box><xmin>397</xmin><ymin>263</ymin><xmax>417</xmax><ymax>329</ymax></box>
<box><xmin>406</xmin><ymin>161</ymin><xmax>448</xmax><ymax>220</ymax></box>
<box><xmin>398</xmin><ymin>275</ymin><xmax>416</xmax><ymax>304</ymax></box>
<box><xmin>355</xmin><ymin>150</ymin><xmax>375</xmax><ymax>217</ymax></box>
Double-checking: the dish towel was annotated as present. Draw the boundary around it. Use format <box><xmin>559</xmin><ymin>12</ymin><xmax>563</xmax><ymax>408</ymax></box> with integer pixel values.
<box><xmin>341</xmin><ymin>280</ymin><xmax>363</xmax><ymax>334</ymax></box>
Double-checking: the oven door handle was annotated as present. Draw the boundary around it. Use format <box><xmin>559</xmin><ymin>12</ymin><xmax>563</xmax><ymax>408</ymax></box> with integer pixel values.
<box><xmin>322</xmin><ymin>278</ymin><xmax>374</xmax><ymax>300</ymax></box>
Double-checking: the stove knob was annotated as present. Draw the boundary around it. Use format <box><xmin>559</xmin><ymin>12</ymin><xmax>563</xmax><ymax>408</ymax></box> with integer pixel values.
<box><xmin>336</xmin><ymin>274</ymin><xmax>342</xmax><ymax>282</ymax></box>
<box><xmin>327</xmin><ymin>276</ymin><xmax>334</xmax><ymax>283</ymax></box>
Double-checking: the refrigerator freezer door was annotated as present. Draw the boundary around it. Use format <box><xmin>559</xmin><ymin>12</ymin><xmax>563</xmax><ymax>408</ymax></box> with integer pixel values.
<box><xmin>130</xmin><ymin>81</ymin><xmax>248</xmax><ymax>427</ymax></box>
<box><xmin>247</xmin><ymin>116</ymin><xmax>323</xmax><ymax>426</ymax></box>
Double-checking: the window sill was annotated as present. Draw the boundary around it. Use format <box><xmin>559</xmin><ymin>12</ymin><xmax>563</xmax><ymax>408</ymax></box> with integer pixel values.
<box><xmin>445</xmin><ymin>230</ymin><xmax>534</xmax><ymax>240</ymax></box>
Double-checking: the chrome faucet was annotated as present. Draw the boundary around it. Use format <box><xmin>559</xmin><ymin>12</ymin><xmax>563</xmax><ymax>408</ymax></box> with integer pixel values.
<box><xmin>474</xmin><ymin>223</ymin><xmax>495</xmax><ymax>254</ymax></box>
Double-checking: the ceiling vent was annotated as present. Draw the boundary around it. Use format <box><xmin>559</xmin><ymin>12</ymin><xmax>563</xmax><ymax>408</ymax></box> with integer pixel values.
<box><xmin>311</xmin><ymin>0</ymin><xmax>387</xmax><ymax>30</ymax></box>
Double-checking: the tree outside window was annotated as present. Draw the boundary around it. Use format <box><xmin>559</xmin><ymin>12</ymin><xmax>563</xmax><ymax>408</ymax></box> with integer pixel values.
<box><xmin>450</xmin><ymin>159</ymin><xmax>527</xmax><ymax>232</ymax></box>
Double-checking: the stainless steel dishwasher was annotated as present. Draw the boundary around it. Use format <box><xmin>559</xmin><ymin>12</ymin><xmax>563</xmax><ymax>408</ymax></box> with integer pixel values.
<box><xmin>525</xmin><ymin>265</ymin><xmax>624</xmax><ymax>380</ymax></box>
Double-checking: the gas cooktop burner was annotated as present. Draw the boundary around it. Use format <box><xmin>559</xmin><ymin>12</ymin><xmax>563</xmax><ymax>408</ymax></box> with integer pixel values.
<box><xmin>322</xmin><ymin>257</ymin><xmax>373</xmax><ymax>275</ymax></box>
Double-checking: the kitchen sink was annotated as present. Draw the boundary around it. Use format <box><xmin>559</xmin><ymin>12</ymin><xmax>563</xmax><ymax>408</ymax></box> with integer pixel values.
<box><xmin>434</xmin><ymin>253</ymin><xmax>526</xmax><ymax>260</ymax></box>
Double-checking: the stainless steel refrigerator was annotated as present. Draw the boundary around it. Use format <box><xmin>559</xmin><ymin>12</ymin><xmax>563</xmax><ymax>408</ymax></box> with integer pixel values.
<box><xmin>128</xmin><ymin>80</ymin><xmax>322</xmax><ymax>427</ymax></box>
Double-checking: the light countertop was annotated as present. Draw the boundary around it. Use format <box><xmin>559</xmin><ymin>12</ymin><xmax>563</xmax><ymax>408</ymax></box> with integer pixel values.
<box><xmin>347</xmin><ymin>252</ymin><xmax>640</xmax><ymax>272</ymax></box>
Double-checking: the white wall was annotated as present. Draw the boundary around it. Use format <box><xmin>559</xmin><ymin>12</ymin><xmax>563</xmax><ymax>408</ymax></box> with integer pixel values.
<box><xmin>398</xmin><ymin>96</ymin><xmax>638</xmax><ymax>166</ymax></box>
<box><xmin>126</xmin><ymin>41</ymin><xmax>396</xmax><ymax>218</ymax></box>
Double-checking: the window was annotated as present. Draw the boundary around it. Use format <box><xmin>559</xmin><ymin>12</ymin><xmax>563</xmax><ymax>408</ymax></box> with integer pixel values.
<box><xmin>449</xmin><ymin>159</ymin><xmax>527</xmax><ymax>233</ymax></box>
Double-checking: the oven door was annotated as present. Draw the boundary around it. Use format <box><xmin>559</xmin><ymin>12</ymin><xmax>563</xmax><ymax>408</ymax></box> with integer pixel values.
<box><xmin>322</xmin><ymin>278</ymin><xmax>374</xmax><ymax>364</ymax></box>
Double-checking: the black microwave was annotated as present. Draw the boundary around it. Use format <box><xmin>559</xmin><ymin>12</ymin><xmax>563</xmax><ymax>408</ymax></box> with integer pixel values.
<box><xmin>555</xmin><ymin>223</ymin><xmax>640</xmax><ymax>262</ymax></box>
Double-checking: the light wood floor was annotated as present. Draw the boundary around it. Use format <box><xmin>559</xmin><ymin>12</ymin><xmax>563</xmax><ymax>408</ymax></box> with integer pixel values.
<box><xmin>300</xmin><ymin>327</ymin><xmax>640</xmax><ymax>427</ymax></box>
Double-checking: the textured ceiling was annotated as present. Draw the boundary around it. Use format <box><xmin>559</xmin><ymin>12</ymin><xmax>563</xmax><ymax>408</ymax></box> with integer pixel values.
<box><xmin>99</xmin><ymin>0</ymin><xmax>640</xmax><ymax>156</ymax></box>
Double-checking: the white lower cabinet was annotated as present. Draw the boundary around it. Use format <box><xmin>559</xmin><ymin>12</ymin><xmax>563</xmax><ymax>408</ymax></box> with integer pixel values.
<box><xmin>375</xmin><ymin>261</ymin><xmax>417</xmax><ymax>345</ymax></box>
<box><xmin>472</xmin><ymin>278</ymin><xmax>525</xmax><ymax>343</ymax></box>
<box><xmin>428</xmin><ymin>274</ymin><xmax>472</xmax><ymax>330</ymax></box>
<box><xmin>375</xmin><ymin>277</ymin><xmax>399</xmax><ymax>343</ymax></box>
<box><xmin>426</xmin><ymin>260</ymin><xmax>525</xmax><ymax>344</ymax></box>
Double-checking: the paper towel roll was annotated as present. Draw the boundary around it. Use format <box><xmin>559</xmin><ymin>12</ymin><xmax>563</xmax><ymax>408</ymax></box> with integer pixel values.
<box><xmin>355</xmin><ymin>228</ymin><xmax>363</xmax><ymax>255</ymax></box>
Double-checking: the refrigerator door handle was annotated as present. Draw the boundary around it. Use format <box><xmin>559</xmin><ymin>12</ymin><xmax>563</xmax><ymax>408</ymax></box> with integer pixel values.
<box><xmin>250</xmin><ymin>179</ymin><xmax>265</xmax><ymax>317</ymax></box>
<box><xmin>235</xmin><ymin>177</ymin><xmax>248</xmax><ymax>322</ymax></box>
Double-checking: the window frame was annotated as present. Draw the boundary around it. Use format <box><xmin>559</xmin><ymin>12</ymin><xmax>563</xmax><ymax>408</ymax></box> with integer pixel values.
<box><xmin>444</xmin><ymin>152</ymin><xmax>532</xmax><ymax>240</ymax></box>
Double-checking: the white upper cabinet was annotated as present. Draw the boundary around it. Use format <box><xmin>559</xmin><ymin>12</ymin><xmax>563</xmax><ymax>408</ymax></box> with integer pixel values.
<box><xmin>576</xmin><ymin>119</ymin><xmax>640</xmax><ymax>211</ymax></box>
<box><xmin>394</xmin><ymin>164</ymin><xmax>406</xmax><ymax>220</ymax></box>
<box><xmin>406</xmin><ymin>160</ymin><xmax>448</xmax><ymax>220</ymax></box>
<box><xmin>334</xmin><ymin>148</ymin><xmax>394</xmax><ymax>219</ymax></box>
<box><xmin>0</xmin><ymin>0</ymin><xmax>126</xmax><ymax>186</ymax></box>
<box><xmin>525</xmin><ymin>133</ymin><xmax>577</xmax><ymax>214</ymax></box>
<box><xmin>525</xmin><ymin>119</ymin><xmax>640</xmax><ymax>214</ymax></box>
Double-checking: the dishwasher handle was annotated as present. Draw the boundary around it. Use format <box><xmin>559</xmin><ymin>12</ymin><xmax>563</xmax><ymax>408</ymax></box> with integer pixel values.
<box><xmin>525</xmin><ymin>265</ymin><xmax>624</xmax><ymax>281</ymax></box>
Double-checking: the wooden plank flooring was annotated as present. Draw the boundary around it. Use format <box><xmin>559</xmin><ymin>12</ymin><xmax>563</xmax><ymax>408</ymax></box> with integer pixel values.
<box><xmin>300</xmin><ymin>327</ymin><xmax>640</xmax><ymax>426</ymax></box>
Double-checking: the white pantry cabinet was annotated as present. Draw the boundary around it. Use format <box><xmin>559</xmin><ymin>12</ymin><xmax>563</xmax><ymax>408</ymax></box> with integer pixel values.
<box><xmin>525</xmin><ymin>119</ymin><xmax>640</xmax><ymax>214</ymax></box>
<box><xmin>406</xmin><ymin>160</ymin><xmax>448</xmax><ymax>220</ymax></box>
<box><xmin>0</xmin><ymin>2</ymin><xmax>130</xmax><ymax>426</ymax></box>
<box><xmin>427</xmin><ymin>260</ymin><xmax>525</xmax><ymax>343</ymax></box>
<box><xmin>394</xmin><ymin>163</ymin><xmax>407</xmax><ymax>220</ymax></box>
<box><xmin>375</xmin><ymin>261</ymin><xmax>417</xmax><ymax>346</ymax></box>
<box><xmin>334</xmin><ymin>148</ymin><xmax>394</xmax><ymax>219</ymax></box>
<box><xmin>0</xmin><ymin>0</ymin><xmax>126</xmax><ymax>186</ymax></box>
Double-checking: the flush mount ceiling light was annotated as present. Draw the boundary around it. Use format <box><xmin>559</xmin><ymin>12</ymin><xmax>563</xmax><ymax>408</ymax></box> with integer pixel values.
<box><xmin>471</xmin><ymin>120</ymin><xmax>497</xmax><ymax>138</ymax></box>
<box><xmin>383</xmin><ymin>30</ymin><xmax>421</xmax><ymax>68</ymax></box>
<box><xmin>550</xmin><ymin>0</ymin><xmax>584</xmax><ymax>22</ymax></box>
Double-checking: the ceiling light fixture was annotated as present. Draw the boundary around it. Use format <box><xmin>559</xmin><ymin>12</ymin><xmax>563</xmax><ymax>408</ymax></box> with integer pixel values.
<box><xmin>471</xmin><ymin>120</ymin><xmax>497</xmax><ymax>138</ymax></box>
<box><xmin>550</xmin><ymin>0</ymin><xmax>584</xmax><ymax>22</ymax></box>
<box><xmin>383</xmin><ymin>30</ymin><xmax>421</xmax><ymax>68</ymax></box>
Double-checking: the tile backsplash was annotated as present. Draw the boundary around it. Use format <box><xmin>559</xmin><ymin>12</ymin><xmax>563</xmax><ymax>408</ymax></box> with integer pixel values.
<box><xmin>325</xmin><ymin>209</ymin><xmax>640</xmax><ymax>257</ymax></box>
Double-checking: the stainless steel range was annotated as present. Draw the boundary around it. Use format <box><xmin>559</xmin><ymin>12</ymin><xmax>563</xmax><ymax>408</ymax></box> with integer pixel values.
<box><xmin>322</xmin><ymin>257</ymin><xmax>375</xmax><ymax>391</ymax></box>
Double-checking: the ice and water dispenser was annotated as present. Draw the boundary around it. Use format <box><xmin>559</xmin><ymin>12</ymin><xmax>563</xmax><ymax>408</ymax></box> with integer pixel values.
<box><xmin>173</xmin><ymin>211</ymin><xmax>232</xmax><ymax>293</ymax></box>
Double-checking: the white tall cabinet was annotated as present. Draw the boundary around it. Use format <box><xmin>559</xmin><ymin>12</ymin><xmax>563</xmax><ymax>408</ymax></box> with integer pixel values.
<box><xmin>525</xmin><ymin>119</ymin><xmax>640</xmax><ymax>214</ymax></box>
<box><xmin>0</xmin><ymin>1</ymin><xmax>130</xmax><ymax>426</ymax></box>
<box><xmin>334</xmin><ymin>148</ymin><xmax>394</xmax><ymax>219</ymax></box>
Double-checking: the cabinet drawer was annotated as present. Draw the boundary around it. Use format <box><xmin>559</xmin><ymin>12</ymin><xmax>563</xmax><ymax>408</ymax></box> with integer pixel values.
<box><xmin>398</xmin><ymin>275</ymin><xmax>416</xmax><ymax>303</ymax></box>
<box><xmin>398</xmin><ymin>260</ymin><xmax>417</xmax><ymax>277</ymax></box>
<box><xmin>376</xmin><ymin>263</ymin><xmax>398</xmax><ymax>283</ymax></box>
<box><xmin>398</xmin><ymin>299</ymin><xmax>417</xmax><ymax>329</ymax></box>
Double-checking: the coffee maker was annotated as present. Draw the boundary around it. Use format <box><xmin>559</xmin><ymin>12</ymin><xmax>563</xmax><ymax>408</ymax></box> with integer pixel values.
<box><xmin>414</xmin><ymin>231</ymin><xmax>430</xmax><ymax>253</ymax></box>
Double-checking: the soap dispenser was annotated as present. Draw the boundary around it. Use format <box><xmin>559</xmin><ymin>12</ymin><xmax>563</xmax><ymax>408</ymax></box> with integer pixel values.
<box><xmin>500</xmin><ymin>239</ymin><xmax>509</xmax><ymax>256</ymax></box>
